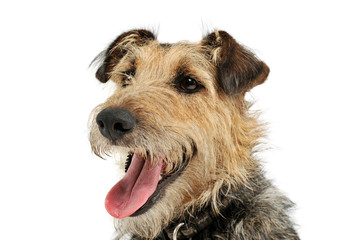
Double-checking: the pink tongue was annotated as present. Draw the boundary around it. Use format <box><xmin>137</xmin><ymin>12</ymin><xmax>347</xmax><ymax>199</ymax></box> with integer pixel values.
<box><xmin>105</xmin><ymin>153</ymin><xmax>163</xmax><ymax>219</ymax></box>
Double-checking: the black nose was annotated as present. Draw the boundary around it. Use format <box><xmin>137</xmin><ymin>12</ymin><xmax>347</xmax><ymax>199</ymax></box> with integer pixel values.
<box><xmin>96</xmin><ymin>108</ymin><xmax>136</xmax><ymax>141</ymax></box>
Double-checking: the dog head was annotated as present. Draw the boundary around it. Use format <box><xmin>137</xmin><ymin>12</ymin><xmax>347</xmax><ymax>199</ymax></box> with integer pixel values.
<box><xmin>89</xmin><ymin>29</ymin><xmax>268</xmax><ymax>238</ymax></box>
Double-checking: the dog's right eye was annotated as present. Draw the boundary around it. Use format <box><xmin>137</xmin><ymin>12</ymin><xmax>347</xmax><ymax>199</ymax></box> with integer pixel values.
<box><xmin>120</xmin><ymin>69</ymin><xmax>135</xmax><ymax>88</ymax></box>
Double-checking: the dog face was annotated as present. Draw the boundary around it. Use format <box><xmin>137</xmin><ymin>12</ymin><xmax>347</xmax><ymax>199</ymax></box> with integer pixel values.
<box><xmin>89</xmin><ymin>29</ymin><xmax>269</xmax><ymax>238</ymax></box>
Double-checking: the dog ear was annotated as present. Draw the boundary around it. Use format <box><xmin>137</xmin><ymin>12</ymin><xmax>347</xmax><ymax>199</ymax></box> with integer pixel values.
<box><xmin>202</xmin><ymin>31</ymin><xmax>269</xmax><ymax>95</ymax></box>
<box><xmin>94</xmin><ymin>29</ymin><xmax>156</xmax><ymax>83</ymax></box>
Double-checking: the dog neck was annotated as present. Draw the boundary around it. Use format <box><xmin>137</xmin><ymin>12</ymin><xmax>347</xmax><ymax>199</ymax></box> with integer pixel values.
<box><xmin>158</xmin><ymin>196</ymin><xmax>243</xmax><ymax>240</ymax></box>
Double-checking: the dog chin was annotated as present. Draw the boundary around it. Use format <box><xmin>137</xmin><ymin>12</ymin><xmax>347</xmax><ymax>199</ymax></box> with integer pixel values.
<box><xmin>115</xmin><ymin>190</ymin><xmax>183</xmax><ymax>239</ymax></box>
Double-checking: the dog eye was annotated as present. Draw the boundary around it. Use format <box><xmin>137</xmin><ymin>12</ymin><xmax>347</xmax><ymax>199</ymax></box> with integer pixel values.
<box><xmin>178</xmin><ymin>77</ymin><xmax>202</xmax><ymax>93</ymax></box>
<box><xmin>122</xmin><ymin>69</ymin><xmax>135</xmax><ymax>79</ymax></box>
<box><xmin>123</xmin><ymin>69</ymin><xmax>135</xmax><ymax>77</ymax></box>
<box><xmin>120</xmin><ymin>69</ymin><xmax>135</xmax><ymax>88</ymax></box>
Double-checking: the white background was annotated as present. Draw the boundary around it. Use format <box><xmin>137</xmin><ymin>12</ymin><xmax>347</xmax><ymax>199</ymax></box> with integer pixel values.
<box><xmin>1</xmin><ymin>0</ymin><xmax>360</xmax><ymax>239</ymax></box>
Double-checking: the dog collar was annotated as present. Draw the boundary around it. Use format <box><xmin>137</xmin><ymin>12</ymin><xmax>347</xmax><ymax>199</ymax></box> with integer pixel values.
<box><xmin>162</xmin><ymin>211</ymin><xmax>216</xmax><ymax>240</ymax></box>
<box><xmin>157</xmin><ymin>197</ymin><xmax>240</xmax><ymax>240</ymax></box>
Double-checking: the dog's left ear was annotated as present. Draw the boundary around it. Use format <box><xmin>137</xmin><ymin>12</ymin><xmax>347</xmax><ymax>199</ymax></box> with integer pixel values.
<box><xmin>202</xmin><ymin>31</ymin><xmax>269</xmax><ymax>95</ymax></box>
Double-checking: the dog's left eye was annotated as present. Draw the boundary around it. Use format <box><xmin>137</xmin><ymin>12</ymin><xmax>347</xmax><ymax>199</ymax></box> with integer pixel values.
<box><xmin>178</xmin><ymin>77</ymin><xmax>202</xmax><ymax>93</ymax></box>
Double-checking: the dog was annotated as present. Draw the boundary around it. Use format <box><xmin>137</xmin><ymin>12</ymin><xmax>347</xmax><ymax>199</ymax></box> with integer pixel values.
<box><xmin>89</xmin><ymin>29</ymin><xmax>299</xmax><ymax>240</ymax></box>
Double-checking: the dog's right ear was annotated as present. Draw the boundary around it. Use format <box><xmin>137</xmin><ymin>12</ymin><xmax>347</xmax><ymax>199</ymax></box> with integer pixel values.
<box><xmin>93</xmin><ymin>29</ymin><xmax>156</xmax><ymax>83</ymax></box>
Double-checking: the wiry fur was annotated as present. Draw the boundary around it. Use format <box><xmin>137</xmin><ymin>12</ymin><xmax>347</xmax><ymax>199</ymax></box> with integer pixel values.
<box><xmin>89</xmin><ymin>29</ymin><xmax>299</xmax><ymax>240</ymax></box>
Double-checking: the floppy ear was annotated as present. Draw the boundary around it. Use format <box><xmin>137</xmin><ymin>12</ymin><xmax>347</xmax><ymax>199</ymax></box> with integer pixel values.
<box><xmin>202</xmin><ymin>31</ymin><xmax>269</xmax><ymax>95</ymax></box>
<box><xmin>93</xmin><ymin>29</ymin><xmax>156</xmax><ymax>83</ymax></box>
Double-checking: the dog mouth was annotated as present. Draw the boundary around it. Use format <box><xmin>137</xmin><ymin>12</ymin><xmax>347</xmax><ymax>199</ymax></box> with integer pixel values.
<box><xmin>104</xmin><ymin>149</ymin><xmax>191</xmax><ymax>219</ymax></box>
